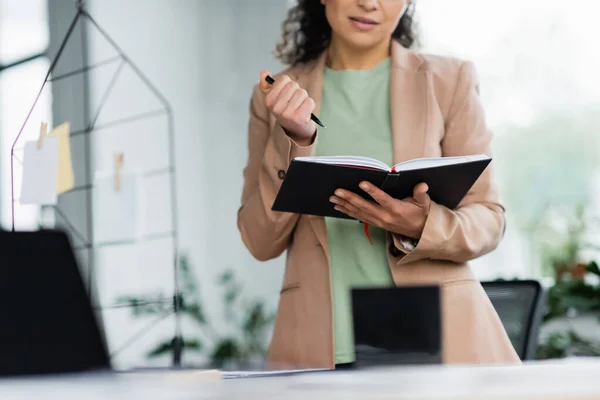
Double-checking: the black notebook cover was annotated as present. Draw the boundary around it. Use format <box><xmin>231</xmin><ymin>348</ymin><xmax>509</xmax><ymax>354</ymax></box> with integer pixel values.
<box><xmin>271</xmin><ymin>157</ymin><xmax>492</xmax><ymax>219</ymax></box>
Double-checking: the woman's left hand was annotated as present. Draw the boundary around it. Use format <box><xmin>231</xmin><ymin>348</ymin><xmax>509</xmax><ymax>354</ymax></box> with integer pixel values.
<box><xmin>330</xmin><ymin>182</ymin><xmax>431</xmax><ymax>239</ymax></box>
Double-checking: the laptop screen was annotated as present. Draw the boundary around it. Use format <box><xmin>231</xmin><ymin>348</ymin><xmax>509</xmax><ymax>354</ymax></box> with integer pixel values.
<box><xmin>0</xmin><ymin>229</ymin><xmax>110</xmax><ymax>376</ymax></box>
<box><xmin>351</xmin><ymin>285</ymin><xmax>442</xmax><ymax>366</ymax></box>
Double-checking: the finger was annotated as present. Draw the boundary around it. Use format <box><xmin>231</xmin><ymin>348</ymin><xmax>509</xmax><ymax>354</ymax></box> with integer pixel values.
<box><xmin>285</xmin><ymin>88</ymin><xmax>308</xmax><ymax>114</ymax></box>
<box><xmin>332</xmin><ymin>203</ymin><xmax>353</xmax><ymax>217</ymax></box>
<box><xmin>413</xmin><ymin>182</ymin><xmax>430</xmax><ymax>205</ymax></box>
<box><xmin>334</xmin><ymin>189</ymin><xmax>384</xmax><ymax>221</ymax></box>
<box><xmin>265</xmin><ymin>74</ymin><xmax>292</xmax><ymax>108</ymax></box>
<box><xmin>272</xmin><ymin>81</ymin><xmax>299</xmax><ymax>115</ymax></box>
<box><xmin>359</xmin><ymin>181</ymin><xmax>394</xmax><ymax>208</ymax></box>
<box><xmin>333</xmin><ymin>204</ymin><xmax>374</xmax><ymax>224</ymax></box>
<box><xmin>330</xmin><ymin>195</ymin><xmax>360</xmax><ymax>214</ymax></box>
<box><xmin>259</xmin><ymin>70</ymin><xmax>271</xmax><ymax>93</ymax></box>
<box><xmin>297</xmin><ymin>97</ymin><xmax>316</xmax><ymax>123</ymax></box>
<box><xmin>335</xmin><ymin>205</ymin><xmax>361</xmax><ymax>221</ymax></box>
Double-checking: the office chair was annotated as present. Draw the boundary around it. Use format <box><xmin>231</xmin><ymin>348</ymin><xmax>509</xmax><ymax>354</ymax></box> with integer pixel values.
<box><xmin>482</xmin><ymin>280</ymin><xmax>546</xmax><ymax>361</ymax></box>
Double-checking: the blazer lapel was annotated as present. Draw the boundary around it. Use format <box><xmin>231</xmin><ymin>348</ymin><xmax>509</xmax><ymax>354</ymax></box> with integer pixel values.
<box><xmin>299</xmin><ymin>53</ymin><xmax>330</xmax><ymax>262</ymax></box>
<box><xmin>389</xmin><ymin>42</ymin><xmax>428</xmax><ymax>165</ymax></box>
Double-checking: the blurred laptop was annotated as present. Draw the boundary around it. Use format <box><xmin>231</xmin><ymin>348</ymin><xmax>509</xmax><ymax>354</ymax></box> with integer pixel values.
<box><xmin>351</xmin><ymin>285</ymin><xmax>442</xmax><ymax>367</ymax></box>
<box><xmin>0</xmin><ymin>229</ymin><xmax>111</xmax><ymax>376</ymax></box>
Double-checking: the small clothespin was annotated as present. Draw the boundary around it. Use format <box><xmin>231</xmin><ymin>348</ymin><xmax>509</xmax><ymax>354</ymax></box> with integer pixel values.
<box><xmin>114</xmin><ymin>153</ymin><xmax>124</xmax><ymax>191</ymax></box>
<box><xmin>37</xmin><ymin>122</ymin><xmax>48</xmax><ymax>149</ymax></box>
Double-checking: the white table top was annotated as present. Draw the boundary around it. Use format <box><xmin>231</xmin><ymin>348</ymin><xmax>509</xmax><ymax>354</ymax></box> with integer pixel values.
<box><xmin>1</xmin><ymin>359</ymin><xmax>600</xmax><ymax>399</ymax></box>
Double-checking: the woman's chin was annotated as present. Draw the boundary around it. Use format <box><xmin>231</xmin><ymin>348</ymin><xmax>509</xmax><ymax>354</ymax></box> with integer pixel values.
<box><xmin>342</xmin><ymin>34</ymin><xmax>388</xmax><ymax>51</ymax></box>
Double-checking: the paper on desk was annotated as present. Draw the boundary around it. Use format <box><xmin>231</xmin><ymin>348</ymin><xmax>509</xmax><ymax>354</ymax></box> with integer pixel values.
<box><xmin>161</xmin><ymin>369</ymin><xmax>221</xmax><ymax>384</ymax></box>
<box><xmin>20</xmin><ymin>137</ymin><xmax>60</xmax><ymax>205</ymax></box>
<box><xmin>93</xmin><ymin>171</ymin><xmax>140</xmax><ymax>245</ymax></box>
<box><xmin>124</xmin><ymin>368</ymin><xmax>222</xmax><ymax>384</ymax></box>
<box><xmin>49</xmin><ymin>122</ymin><xmax>74</xmax><ymax>194</ymax></box>
<box><xmin>221</xmin><ymin>368</ymin><xmax>330</xmax><ymax>379</ymax></box>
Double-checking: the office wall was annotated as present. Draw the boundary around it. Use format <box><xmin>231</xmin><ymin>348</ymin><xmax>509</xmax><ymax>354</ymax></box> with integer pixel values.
<box><xmin>49</xmin><ymin>0</ymin><xmax>290</xmax><ymax>369</ymax></box>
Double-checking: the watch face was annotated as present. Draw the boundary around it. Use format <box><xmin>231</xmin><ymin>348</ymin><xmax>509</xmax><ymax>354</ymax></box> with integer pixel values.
<box><xmin>400</xmin><ymin>236</ymin><xmax>416</xmax><ymax>251</ymax></box>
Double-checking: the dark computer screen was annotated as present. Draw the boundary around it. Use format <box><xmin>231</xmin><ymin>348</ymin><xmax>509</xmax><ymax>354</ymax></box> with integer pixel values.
<box><xmin>351</xmin><ymin>285</ymin><xmax>442</xmax><ymax>366</ymax></box>
<box><xmin>0</xmin><ymin>229</ymin><xmax>110</xmax><ymax>376</ymax></box>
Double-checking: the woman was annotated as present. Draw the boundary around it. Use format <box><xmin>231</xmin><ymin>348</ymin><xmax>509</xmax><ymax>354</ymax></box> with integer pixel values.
<box><xmin>238</xmin><ymin>0</ymin><xmax>520</xmax><ymax>369</ymax></box>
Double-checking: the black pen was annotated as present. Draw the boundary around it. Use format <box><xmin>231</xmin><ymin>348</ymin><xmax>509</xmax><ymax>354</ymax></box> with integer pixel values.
<box><xmin>265</xmin><ymin>75</ymin><xmax>326</xmax><ymax>129</ymax></box>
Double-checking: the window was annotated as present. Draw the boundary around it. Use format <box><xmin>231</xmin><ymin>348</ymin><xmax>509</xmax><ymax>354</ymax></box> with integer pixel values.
<box><xmin>0</xmin><ymin>0</ymin><xmax>51</xmax><ymax>230</ymax></box>
<box><xmin>418</xmin><ymin>1</ymin><xmax>600</xmax><ymax>279</ymax></box>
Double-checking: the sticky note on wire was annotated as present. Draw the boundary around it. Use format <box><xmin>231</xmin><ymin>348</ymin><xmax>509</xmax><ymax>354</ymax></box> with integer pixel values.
<box><xmin>20</xmin><ymin>126</ymin><xmax>60</xmax><ymax>205</ymax></box>
<box><xmin>93</xmin><ymin>156</ymin><xmax>141</xmax><ymax>245</ymax></box>
<box><xmin>49</xmin><ymin>122</ymin><xmax>74</xmax><ymax>194</ymax></box>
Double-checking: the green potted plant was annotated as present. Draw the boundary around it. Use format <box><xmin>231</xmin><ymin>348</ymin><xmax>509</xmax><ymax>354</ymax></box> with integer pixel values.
<box><xmin>115</xmin><ymin>254</ymin><xmax>275</xmax><ymax>369</ymax></box>
<box><xmin>535</xmin><ymin>205</ymin><xmax>600</xmax><ymax>359</ymax></box>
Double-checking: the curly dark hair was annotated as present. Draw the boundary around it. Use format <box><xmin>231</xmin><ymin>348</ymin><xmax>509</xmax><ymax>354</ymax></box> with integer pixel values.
<box><xmin>274</xmin><ymin>1</ymin><xmax>417</xmax><ymax>66</ymax></box>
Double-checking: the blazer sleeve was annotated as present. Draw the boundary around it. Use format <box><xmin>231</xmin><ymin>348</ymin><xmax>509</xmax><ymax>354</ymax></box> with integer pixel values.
<box><xmin>391</xmin><ymin>61</ymin><xmax>505</xmax><ymax>265</ymax></box>
<box><xmin>237</xmin><ymin>83</ymin><xmax>316</xmax><ymax>261</ymax></box>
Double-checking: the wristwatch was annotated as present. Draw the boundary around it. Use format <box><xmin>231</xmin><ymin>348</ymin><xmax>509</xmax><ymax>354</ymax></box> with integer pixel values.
<box><xmin>399</xmin><ymin>236</ymin><xmax>418</xmax><ymax>251</ymax></box>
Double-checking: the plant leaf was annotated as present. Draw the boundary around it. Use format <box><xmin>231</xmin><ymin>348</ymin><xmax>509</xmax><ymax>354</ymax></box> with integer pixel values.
<box><xmin>586</xmin><ymin>261</ymin><xmax>600</xmax><ymax>277</ymax></box>
<box><xmin>219</xmin><ymin>270</ymin><xmax>234</xmax><ymax>284</ymax></box>
<box><xmin>146</xmin><ymin>337</ymin><xmax>203</xmax><ymax>358</ymax></box>
<box><xmin>224</xmin><ymin>287</ymin><xmax>240</xmax><ymax>305</ymax></box>
<box><xmin>147</xmin><ymin>341</ymin><xmax>174</xmax><ymax>358</ymax></box>
<box><xmin>182</xmin><ymin>302</ymin><xmax>206</xmax><ymax>325</ymax></box>
<box><xmin>179</xmin><ymin>254</ymin><xmax>200</xmax><ymax>297</ymax></box>
<box><xmin>211</xmin><ymin>338</ymin><xmax>240</xmax><ymax>364</ymax></box>
<box><xmin>114</xmin><ymin>294</ymin><xmax>169</xmax><ymax>316</ymax></box>
<box><xmin>537</xmin><ymin>332</ymin><xmax>569</xmax><ymax>359</ymax></box>
<box><xmin>183</xmin><ymin>339</ymin><xmax>203</xmax><ymax>350</ymax></box>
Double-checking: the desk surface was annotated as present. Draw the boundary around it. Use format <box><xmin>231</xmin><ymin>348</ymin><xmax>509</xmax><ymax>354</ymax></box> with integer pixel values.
<box><xmin>1</xmin><ymin>359</ymin><xmax>600</xmax><ymax>399</ymax></box>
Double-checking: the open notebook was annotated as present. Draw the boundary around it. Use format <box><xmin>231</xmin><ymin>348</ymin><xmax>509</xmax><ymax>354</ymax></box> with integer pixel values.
<box><xmin>272</xmin><ymin>154</ymin><xmax>492</xmax><ymax>221</ymax></box>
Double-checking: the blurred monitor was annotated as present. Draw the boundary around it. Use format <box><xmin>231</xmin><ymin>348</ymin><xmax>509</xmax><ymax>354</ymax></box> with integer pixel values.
<box><xmin>0</xmin><ymin>229</ymin><xmax>111</xmax><ymax>376</ymax></box>
<box><xmin>351</xmin><ymin>285</ymin><xmax>442</xmax><ymax>367</ymax></box>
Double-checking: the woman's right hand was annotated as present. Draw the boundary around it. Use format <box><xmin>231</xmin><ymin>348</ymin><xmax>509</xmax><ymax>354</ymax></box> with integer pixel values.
<box><xmin>259</xmin><ymin>70</ymin><xmax>317</xmax><ymax>146</ymax></box>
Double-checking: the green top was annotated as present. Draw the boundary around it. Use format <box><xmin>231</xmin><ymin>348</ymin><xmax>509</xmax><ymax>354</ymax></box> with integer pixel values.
<box><xmin>316</xmin><ymin>58</ymin><xmax>395</xmax><ymax>364</ymax></box>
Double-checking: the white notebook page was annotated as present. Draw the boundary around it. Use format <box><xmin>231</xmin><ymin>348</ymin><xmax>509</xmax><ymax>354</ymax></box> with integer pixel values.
<box><xmin>391</xmin><ymin>154</ymin><xmax>490</xmax><ymax>172</ymax></box>
<box><xmin>294</xmin><ymin>155</ymin><xmax>389</xmax><ymax>170</ymax></box>
<box><xmin>294</xmin><ymin>154</ymin><xmax>490</xmax><ymax>172</ymax></box>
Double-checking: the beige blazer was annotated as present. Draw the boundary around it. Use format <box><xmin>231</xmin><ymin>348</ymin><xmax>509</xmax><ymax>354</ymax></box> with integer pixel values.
<box><xmin>238</xmin><ymin>41</ymin><xmax>520</xmax><ymax>369</ymax></box>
